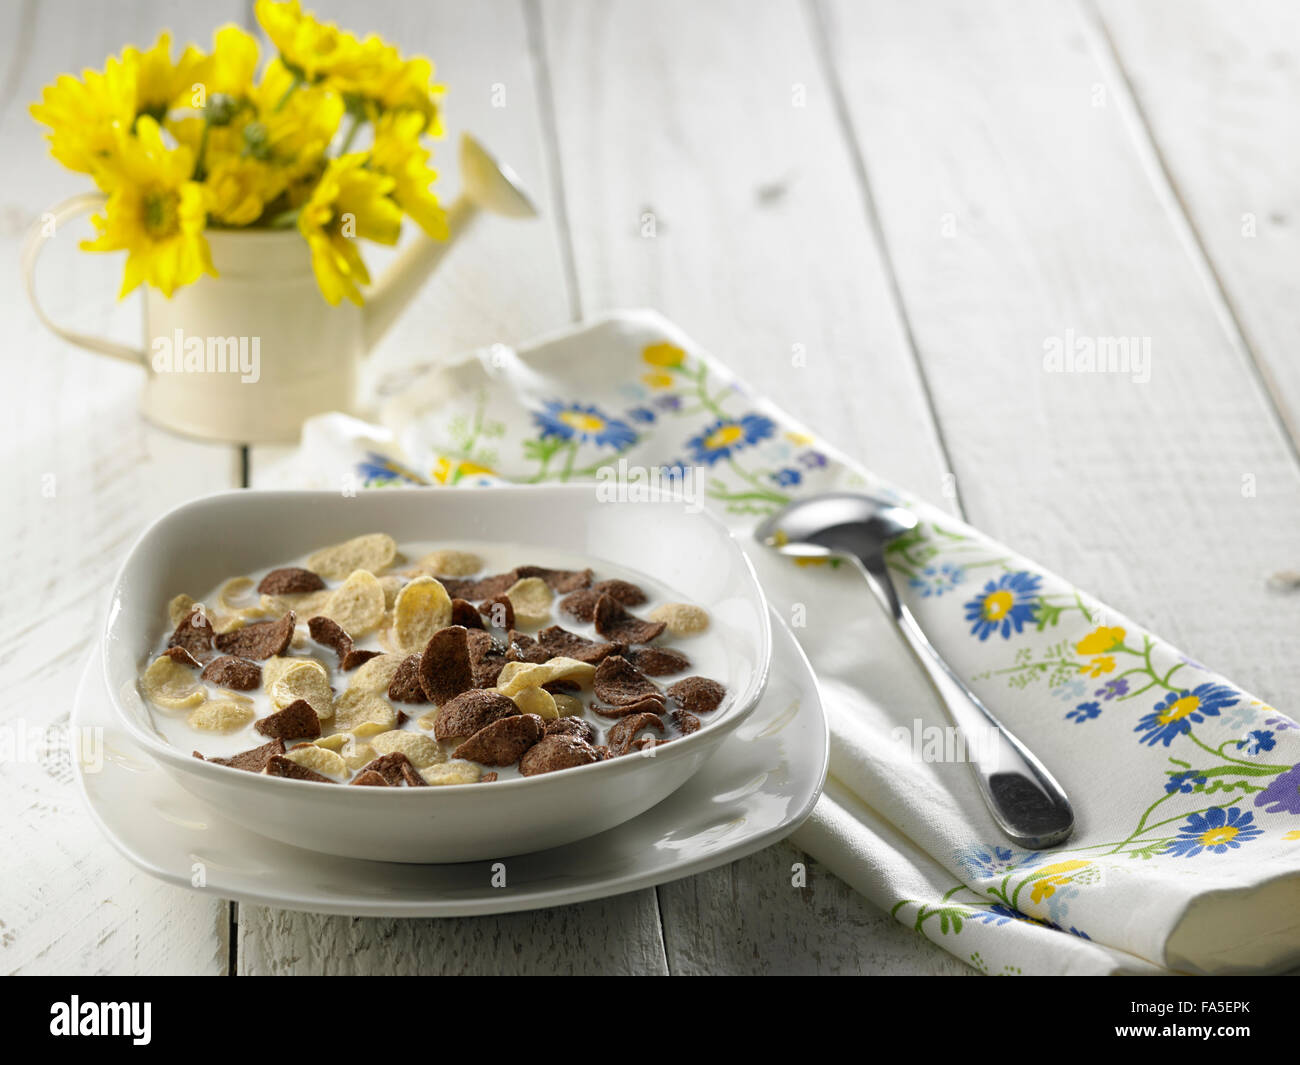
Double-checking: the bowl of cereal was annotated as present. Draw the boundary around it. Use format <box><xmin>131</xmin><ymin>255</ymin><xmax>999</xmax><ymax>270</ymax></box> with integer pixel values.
<box><xmin>102</xmin><ymin>485</ymin><xmax>772</xmax><ymax>862</ymax></box>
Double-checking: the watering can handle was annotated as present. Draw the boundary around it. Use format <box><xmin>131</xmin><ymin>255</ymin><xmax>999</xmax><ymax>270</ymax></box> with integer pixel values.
<box><xmin>22</xmin><ymin>193</ymin><xmax>145</xmax><ymax>366</ymax></box>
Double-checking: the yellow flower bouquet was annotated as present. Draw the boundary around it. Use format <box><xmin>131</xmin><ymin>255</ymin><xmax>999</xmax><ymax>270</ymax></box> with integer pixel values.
<box><xmin>29</xmin><ymin>0</ymin><xmax>446</xmax><ymax>306</ymax></box>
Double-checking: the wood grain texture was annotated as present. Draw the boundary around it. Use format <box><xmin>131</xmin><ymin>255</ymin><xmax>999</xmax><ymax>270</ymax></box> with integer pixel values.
<box><xmin>657</xmin><ymin>842</ymin><xmax>973</xmax><ymax>975</ymax></box>
<box><xmin>0</xmin><ymin>0</ymin><xmax>242</xmax><ymax>974</ymax></box>
<box><xmin>540</xmin><ymin>0</ymin><xmax>956</xmax><ymax>502</ymax></box>
<box><xmin>239</xmin><ymin>897</ymin><xmax>669</xmax><ymax>975</ymax></box>
<box><xmin>821</xmin><ymin>0</ymin><xmax>1300</xmax><ymax>706</ymax></box>
<box><xmin>1093</xmin><ymin>0</ymin><xmax>1300</xmax><ymax>449</ymax></box>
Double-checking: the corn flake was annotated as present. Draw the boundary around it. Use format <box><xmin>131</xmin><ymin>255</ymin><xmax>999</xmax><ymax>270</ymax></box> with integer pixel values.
<box><xmin>416</xmin><ymin>549</ymin><xmax>482</xmax><ymax>577</ymax></box>
<box><xmin>368</xmin><ymin>729</ymin><xmax>445</xmax><ymax>768</ymax></box>
<box><xmin>495</xmin><ymin>656</ymin><xmax>595</xmax><ymax>696</ymax></box>
<box><xmin>187</xmin><ymin>699</ymin><xmax>254</xmax><ymax>733</ymax></box>
<box><xmin>167</xmin><ymin>594</ymin><xmax>196</xmax><ymax>627</ymax></box>
<box><xmin>325</xmin><ymin>569</ymin><xmax>386</xmax><ymax>637</ymax></box>
<box><xmin>391</xmin><ymin>575</ymin><xmax>452</xmax><ymax>654</ymax></box>
<box><xmin>345</xmin><ymin>653</ymin><xmax>404</xmax><ymax>695</ymax></box>
<box><xmin>141</xmin><ymin>654</ymin><xmax>206</xmax><ymax>710</ymax></box>
<box><xmin>378</xmin><ymin>575</ymin><xmax>405</xmax><ymax>609</ymax></box>
<box><xmin>420</xmin><ymin>760</ymin><xmax>483</xmax><ymax>786</ymax></box>
<box><xmin>341</xmin><ymin>738</ymin><xmax>377</xmax><ymax>770</ymax></box>
<box><xmin>306</xmin><ymin>533</ymin><xmax>398</xmax><ymax>579</ymax></box>
<box><xmin>332</xmin><ymin>689</ymin><xmax>397</xmax><ymax>736</ymax></box>
<box><xmin>648</xmin><ymin>602</ymin><xmax>710</xmax><ymax>636</ymax></box>
<box><xmin>504</xmin><ymin>576</ymin><xmax>553</xmax><ymax>627</ymax></box>
<box><xmin>270</xmin><ymin>660</ymin><xmax>334</xmax><ymax>722</ymax></box>
<box><xmin>283</xmin><ymin>744</ymin><xmax>347</xmax><ymax>780</ymax></box>
<box><xmin>511</xmin><ymin>685</ymin><xmax>558</xmax><ymax>720</ymax></box>
<box><xmin>552</xmin><ymin>693</ymin><xmax>584</xmax><ymax>717</ymax></box>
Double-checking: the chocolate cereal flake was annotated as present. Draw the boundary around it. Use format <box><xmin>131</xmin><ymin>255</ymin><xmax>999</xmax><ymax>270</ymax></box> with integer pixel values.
<box><xmin>350</xmin><ymin>770</ymin><xmax>389</xmax><ymax>786</ymax></box>
<box><xmin>591</xmin><ymin>578</ymin><xmax>647</xmax><ymax>606</ymax></box>
<box><xmin>593</xmin><ymin>655</ymin><xmax>663</xmax><ymax>706</ymax></box>
<box><xmin>545</xmin><ymin>716</ymin><xmax>596</xmax><ymax>744</ymax></box>
<box><xmin>670</xmin><ymin>708</ymin><xmax>702</xmax><ymax>735</ymax></box>
<box><xmin>257</xmin><ymin>567</ymin><xmax>325</xmax><ymax>596</ymax></box>
<box><xmin>479</xmin><ymin>595</ymin><xmax>515</xmax><ymax>630</ymax></box>
<box><xmin>467</xmin><ymin>629</ymin><xmax>507</xmax><ymax>688</ymax></box>
<box><xmin>418</xmin><ymin>625</ymin><xmax>474</xmax><ymax>705</ymax></box>
<box><xmin>308</xmin><ymin>615</ymin><xmax>351</xmax><ymax>658</ymax></box>
<box><xmin>439</xmin><ymin>571</ymin><xmax>518</xmax><ymax>601</ymax></box>
<box><xmin>265</xmin><ymin>754</ymin><xmax>332</xmax><ymax>783</ymax></box>
<box><xmin>515</xmin><ymin>565</ymin><xmax>593</xmax><ymax>594</ymax></box>
<box><xmin>590</xmin><ymin>694</ymin><xmax>667</xmax><ymax>720</ymax></box>
<box><xmin>168</xmin><ymin>607</ymin><xmax>215</xmax><ymax>660</ymax></box>
<box><xmin>506</xmin><ymin>630</ymin><xmax>550</xmax><ymax>664</ymax></box>
<box><xmin>519</xmin><ymin>734</ymin><xmax>599</xmax><ymax>776</ymax></box>
<box><xmin>537</xmin><ymin>625</ymin><xmax>624</xmax><ymax>665</ymax></box>
<box><xmin>163</xmin><ymin>645</ymin><xmax>203</xmax><ymax>670</ymax></box>
<box><xmin>626</xmin><ymin>646</ymin><xmax>691</xmax><ymax>677</ymax></box>
<box><xmin>205</xmin><ymin>738</ymin><xmax>285</xmax><ymax>773</ymax></box>
<box><xmin>254</xmin><ymin>699</ymin><xmax>322</xmax><ymax>742</ymax></box>
<box><xmin>387</xmin><ymin>654</ymin><xmax>429</xmax><ymax>704</ymax></box>
<box><xmin>593</xmin><ymin>595</ymin><xmax>665</xmax><ymax>645</ymax></box>
<box><xmin>214</xmin><ymin>611</ymin><xmax>296</xmax><ymax>660</ymax></box>
<box><xmin>667</xmin><ymin>676</ymin><xmax>727</xmax><ymax>714</ymax></box>
<box><xmin>607</xmin><ymin>712</ymin><xmax>666</xmax><ymax>756</ymax></box>
<box><xmin>341</xmin><ymin>648</ymin><xmax>383</xmax><ymax>671</ymax></box>
<box><xmin>449</xmin><ymin>598</ymin><xmax>486</xmax><ymax>630</ymax></box>
<box><xmin>433</xmin><ymin>689</ymin><xmax>518</xmax><ymax>740</ymax></box>
<box><xmin>453</xmin><ymin>713</ymin><xmax>545</xmax><ymax>765</ymax></box>
<box><xmin>359</xmin><ymin>752</ymin><xmax>417</xmax><ymax>787</ymax></box>
<box><xmin>558</xmin><ymin>588</ymin><xmax>601</xmax><ymax>622</ymax></box>
<box><xmin>200</xmin><ymin>654</ymin><xmax>262</xmax><ymax>690</ymax></box>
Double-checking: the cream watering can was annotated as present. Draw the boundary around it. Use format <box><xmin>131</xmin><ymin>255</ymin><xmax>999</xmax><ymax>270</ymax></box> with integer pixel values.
<box><xmin>23</xmin><ymin>133</ymin><xmax>536</xmax><ymax>443</ymax></box>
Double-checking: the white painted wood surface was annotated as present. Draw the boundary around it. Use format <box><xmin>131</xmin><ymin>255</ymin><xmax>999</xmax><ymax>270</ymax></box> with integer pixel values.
<box><xmin>3</xmin><ymin>0</ymin><xmax>1296</xmax><ymax>975</ymax></box>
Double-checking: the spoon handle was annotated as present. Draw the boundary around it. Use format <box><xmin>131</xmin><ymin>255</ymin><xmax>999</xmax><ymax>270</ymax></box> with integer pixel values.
<box><xmin>864</xmin><ymin>562</ymin><xmax>1075</xmax><ymax>849</ymax></box>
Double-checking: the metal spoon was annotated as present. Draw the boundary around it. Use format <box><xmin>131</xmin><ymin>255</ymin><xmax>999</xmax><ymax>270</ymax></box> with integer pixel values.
<box><xmin>755</xmin><ymin>492</ymin><xmax>1074</xmax><ymax>849</ymax></box>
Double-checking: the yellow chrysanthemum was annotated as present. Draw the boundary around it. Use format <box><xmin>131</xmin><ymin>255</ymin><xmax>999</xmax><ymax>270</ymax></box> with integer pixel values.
<box><xmin>330</xmin><ymin>37</ymin><xmax>443</xmax><ymax>131</ymax></box>
<box><xmin>195</xmin><ymin>24</ymin><xmax>260</xmax><ymax>101</ymax></box>
<box><xmin>81</xmin><ymin>117</ymin><xmax>214</xmax><ymax>297</ymax></box>
<box><xmin>369</xmin><ymin>111</ymin><xmax>447</xmax><ymax>239</ymax></box>
<box><xmin>1075</xmin><ymin>625</ymin><xmax>1125</xmax><ymax>656</ymax></box>
<box><xmin>255</xmin><ymin>0</ymin><xmax>360</xmax><ymax>83</ymax></box>
<box><xmin>122</xmin><ymin>32</ymin><xmax>205</xmax><ymax>119</ymax></box>
<box><xmin>642</xmin><ymin>342</ymin><xmax>685</xmax><ymax>368</ymax></box>
<box><xmin>204</xmin><ymin>155</ymin><xmax>286</xmax><ymax>226</ymax></box>
<box><xmin>30</xmin><ymin>58</ymin><xmax>136</xmax><ymax>182</ymax></box>
<box><xmin>297</xmin><ymin>154</ymin><xmax>401</xmax><ymax>305</ymax></box>
<box><xmin>252</xmin><ymin>60</ymin><xmax>344</xmax><ymax>161</ymax></box>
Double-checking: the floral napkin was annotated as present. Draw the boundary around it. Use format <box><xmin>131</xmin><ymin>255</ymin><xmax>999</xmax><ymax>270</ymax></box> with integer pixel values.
<box><xmin>273</xmin><ymin>310</ymin><xmax>1300</xmax><ymax>975</ymax></box>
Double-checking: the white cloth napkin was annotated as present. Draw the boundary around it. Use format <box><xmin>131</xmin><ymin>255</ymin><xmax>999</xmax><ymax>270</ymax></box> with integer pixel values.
<box><xmin>272</xmin><ymin>310</ymin><xmax>1300</xmax><ymax>974</ymax></box>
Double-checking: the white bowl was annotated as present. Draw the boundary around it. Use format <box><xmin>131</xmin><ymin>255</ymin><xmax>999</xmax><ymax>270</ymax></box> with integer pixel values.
<box><xmin>102</xmin><ymin>486</ymin><xmax>772</xmax><ymax>863</ymax></box>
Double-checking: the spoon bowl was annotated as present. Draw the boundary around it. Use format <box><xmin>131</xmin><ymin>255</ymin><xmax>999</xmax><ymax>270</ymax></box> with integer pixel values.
<box><xmin>757</xmin><ymin>492</ymin><xmax>1075</xmax><ymax>849</ymax></box>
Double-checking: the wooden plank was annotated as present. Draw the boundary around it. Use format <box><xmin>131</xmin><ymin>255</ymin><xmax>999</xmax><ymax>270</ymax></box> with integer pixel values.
<box><xmin>541</xmin><ymin>0</ymin><xmax>964</xmax><ymax>973</ymax></box>
<box><xmin>0</xmin><ymin>0</ymin><xmax>242</xmax><ymax>974</ymax></box>
<box><xmin>239</xmin><ymin>0</ymin><xmax>669</xmax><ymax>976</ymax></box>
<box><xmin>818</xmin><ymin>0</ymin><xmax>1300</xmax><ymax>698</ymax></box>
<box><xmin>239</xmin><ymin>899</ymin><xmax>668</xmax><ymax>975</ymax></box>
<box><xmin>1093</xmin><ymin>0</ymin><xmax>1300</xmax><ymax>449</ymax></box>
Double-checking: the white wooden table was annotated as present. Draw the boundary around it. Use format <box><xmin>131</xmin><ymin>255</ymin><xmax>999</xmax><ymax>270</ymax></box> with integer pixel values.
<box><xmin>4</xmin><ymin>0</ymin><xmax>1298</xmax><ymax>975</ymax></box>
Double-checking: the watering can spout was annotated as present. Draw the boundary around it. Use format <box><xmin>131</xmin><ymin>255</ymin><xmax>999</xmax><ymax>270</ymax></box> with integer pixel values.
<box><xmin>363</xmin><ymin>132</ymin><xmax>538</xmax><ymax>352</ymax></box>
